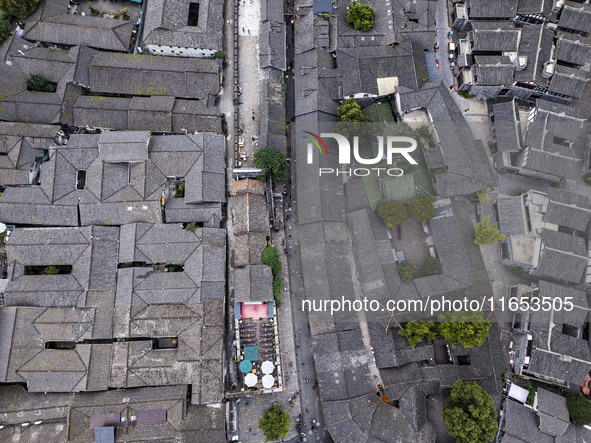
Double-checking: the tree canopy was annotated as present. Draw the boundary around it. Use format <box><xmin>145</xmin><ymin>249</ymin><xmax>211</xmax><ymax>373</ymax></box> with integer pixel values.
<box><xmin>337</xmin><ymin>99</ymin><xmax>371</xmax><ymax>122</ymax></box>
<box><xmin>474</xmin><ymin>216</ymin><xmax>507</xmax><ymax>245</ymax></box>
<box><xmin>261</xmin><ymin>246</ymin><xmax>281</xmax><ymax>276</ymax></box>
<box><xmin>398</xmin><ymin>261</ymin><xmax>417</xmax><ymax>283</ymax></box>
<box><xmin>0</xmin><ymin>15</ymin><xmax>10</xmax><ymax>43</ymax></box>
<box><xmin>441</xmin><ymin>380</ymin><xmax>497</xmax><ymax>443</ymax></box>
<box><xmin>421</xmin><ymin>256</ymin><xmax>443</xmax><ymax>276</ymax></box>
<box><xmin>26</xmin><ymin>75</ymin><xmax>57</xmax><ymax>93</ymax></box>
<box><xmin>407</xmin><ymin>196</ymin><xmax>435</xmax><ymax>223</ymax></box>
<box><xmin>438</xmin><ymin>311</ymin><xmax>491</xmax><ymax>348</ymax></box>
<box><xmin>0</xmin><ymin>0</ymin><xmax>40</xmax><ymax>19</ymax></box>
<box><xmin>258</xmin><ymin>404</ymin><xmax>290</xmax><ymax>441</ymax></box>
<box><xmin>567</xmin><ymin>392</ymin><xmax>591</xmax><ymax>426</ymax></box>
<box><xmin>346</xmin><ymin>2</ymin><xmax>375</xmax><ymax>32</ymax></box>
<box><xmin>253</xmin><ymin>146</ymin><xmax>289</xmax><ymax>183</ymax></box>
<box><xmin>377</xmin><ymin>201</ymin><xmax>407</xmax><ymax>228</ymax></box>
<box><xmin>399</xmin><ymin>321</ymin><xmax>437</xmax><ymax>348</ymax></box>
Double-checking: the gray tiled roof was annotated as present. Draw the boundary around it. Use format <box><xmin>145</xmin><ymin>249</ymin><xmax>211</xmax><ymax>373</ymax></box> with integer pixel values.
<box><xmin>496</xmin><ymin>195</ymin><xmax>527</xmax><ymax>236</ymax></box>
<box><xmin>544</xmin><ymin>191</ymin><xmax>591</xmax><ymax>232</ymax></box>
<box><xmin>0</xmin><ymin>132</ymin><xmax>225</xmax><ymax>226</ymax></box>
<box><xmin>23</xmin><ymin>0</ymin><xmax>134</xmax><ymax>51</ymax></box>
<box><xmin>492</xmin><ymin>100</ymin><xmax>522</xmax><ymax>152</ymax></box>
<box><xmin>468</xmin><ymin>0</ymin><xmax>518</xmax><ymax>18</ymax></box>
<box><xmin>548</xmin><ymin>65</ymin><xmax>590</xmax><ymax>98</ymax></box>
<box><xmin>534</xmin><ymin>229</ymin><xmax>588</xmax><ymax>283</ymax></box>
<box><xmin>1</xmin><ymin>223</ymin><xmax>226</xmax><ymax>401</ymax></box>
<box><xmin>98</xmin><ymin>131</ymin><xmax>150</xmax><ymax>162</ymax></box>
<box><xmin>558</xmin><ymin>1</ymin><xmax>591</xmax><ymax>35</ymax></box>
<box><xmin>89</xmin><ymin>53</ymin><xmax>219</xmax><ymax>99</ymax></box>
<box><xmin>141</xmin><ymin>0</ymin><xmax>224</xmax><ymax>51</ymax></box>
<box><xmin>537</xmin><ymin>389</ymin><xmax>570</xmax><ymax>437</ymax></box>
<box><xmin>555</xmin><ymin>32</ymin><xmax>591</xmax><ymax>66</ymax></box>
<box><xmin>503</xmin><ymin>400</ymin><xmax>553</xmax><ymax>443</ymax></box>
<box><xmin>471</xmin><ymin>23</ymin><xmax>521</xmax><ymax>52</ymax></box>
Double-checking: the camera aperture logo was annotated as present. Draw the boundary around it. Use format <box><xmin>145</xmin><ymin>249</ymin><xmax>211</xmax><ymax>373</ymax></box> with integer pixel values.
<box><xmin>303</xmin><ymin>131</ymin><xmax>418</xmax><ymax>177</ymax></box>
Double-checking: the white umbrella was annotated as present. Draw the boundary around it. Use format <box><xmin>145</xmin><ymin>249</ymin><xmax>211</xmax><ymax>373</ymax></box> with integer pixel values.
<box><xmin>262</xmin><ymin>374</ymin><xmax>275</xmax><ymax>389</ymax></box>
<box><xmin>261</xmin><ymin>360</ymin><xmax>274</xmax><ymax>374</ymax></box>
<box><xmin>244</xmin><ymin>373</ymin><xmax>257</xmax><ymax>387</ymax></box>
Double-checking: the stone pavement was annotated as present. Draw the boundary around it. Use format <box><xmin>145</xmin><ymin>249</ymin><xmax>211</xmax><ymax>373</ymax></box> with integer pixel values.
<box><xmin>237</xmin><ymin>0</ymin><xmax>262</xmax><ymax>167</ymax></box>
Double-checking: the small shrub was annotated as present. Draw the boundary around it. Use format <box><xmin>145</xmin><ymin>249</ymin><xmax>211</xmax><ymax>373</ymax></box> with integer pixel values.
<box><xmin>213</xmin><ymin>50</ymin><xmax>226</xmax><ymax>60</ymax></box>
<box><xmin>186</xmin><ymin>222</ymin><xmax>198</xmax><ymax>232</ymax></box>
<box><xmin>87</xmin><ymin>2</ymin><xmax>101</xmax><ymax>16</ymax></box>
<box><xmin>457</xmin><ymin>89</ymin><xmax>475</xmax><ymax>99</ymax></box>
<box><xmin>120</xmin><ymin>7</ymin><xmax>129</xmax><ymax>20</ymax></box>
<box><xmin>273</xmin><ymin>276</ymin><xmax>282</xmax><ymax>297</ymax></box>
<box><xmin>26</xmin><ymin>75</ymin><xmax>57</xmax><ymax>93</ymax></box>
<box><xmin>174</xmin><ymin>182</ymin><xmax>185</xmax><ymax>198</ymax></box>
<box><xmin>421</xmin><ymin>256</ymin><xmax>443</xmax><ymax>275</ymax></box>
<box><xmin>262</xmin><ymin>246</ymin><xmax>281</xmax><ymax>276</ymax></box>
<box><xmin>44</xmin><ymin>265</ymin><xmax>59</xmax><ymax>275</ymax></box>
<box><xmin>398</xmin><ymin>261</ymin><xmax>417</xmax><ymax>283</ymax></box>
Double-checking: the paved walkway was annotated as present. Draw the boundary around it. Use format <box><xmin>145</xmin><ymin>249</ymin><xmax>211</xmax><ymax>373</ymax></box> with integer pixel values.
<box><xmin>237</xmin><ymin>0</ymin><xmax>262</xmax><ymax>167</ymax></box>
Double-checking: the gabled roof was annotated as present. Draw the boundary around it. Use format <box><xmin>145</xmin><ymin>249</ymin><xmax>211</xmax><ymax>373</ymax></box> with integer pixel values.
<box><xmin>544</xmin><ymin>189</ymin><xmax>591</xmax><ymax>232</ymax></box>
<box><xmin>23</xmin><ymin>0</ymin><xmax>134</xmax><ymax>51</ymax></box>
<box><xmin>535</xmin><ymin>229</ymin><xmax>588</xmax><ymax>283</ymax></box>
<box><xmin>98</xmin><ymin>131</ymin><xmax>150</xmax><ymax>163</ymax></box>
<box><xmin>468</xmin><ymin>0</ymin><xmax>518</xmax><ymax>18</ymax></box>
<box><xmin>492</xmin><ymin>100</ymin><xmax>522</xmax><ymax>152</ymax></box>
<box><xmin>537</xmin><ymin>389</ymin><xmax>569</xmax><ymax>437</ymax></box>
<box><xmin>471</xmin><ymin>22</ymin><xmax>521</xmax><ymax>52</ymax></box>
<box><xmin>497</xmin><ymin>195</ymin><xmax>527</xmax><ymax>236</ymax></box>
<box><xmin>0</xmin><ymin>132</ymin><xmax>226</xmax><ymax>227</ymax></box>
<box><xmin>88</xmin><ymin>53</ymin><xmax>219</xmax><ymax>99</ymax></box>
<box><xmin>141</xmin><ymin>0</ymin><xmax>224</xmax><ymax>51</ymax></box>
<box><xmin>558</xmin><ymin>1</ymin><xmax>591</xmax><ymax>35</ymax></box>
<box><xmin>548</xmin><ymin>65</ymin><xmax>590</xmax><ymax>98</ymax></box>
<box><xmin>555</xmin><ymin>32</ymin><xmax>591</xmax><ymax>66</ymax></box>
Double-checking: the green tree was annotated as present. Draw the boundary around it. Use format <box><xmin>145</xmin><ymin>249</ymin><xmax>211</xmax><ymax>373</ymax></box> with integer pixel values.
<box><xmin>441</xmin><ymin>380</ymin><xmax>497</xmax><ymax>443</ymax></box>
<box><xmin>26</xmin><ymin>75</ymin><xmax>57</xmax><ymax>93</ymax></box>
<box><xmin>185</xmin><ymin>222</ymin><xmax>198</xmax><ymax>232</ymax></box>
<box><xmin>273</xmin><ymin>276</ymin><xmax>282</xmax><ymax>297</ymax></box>
<box><xmin>399</xmin><ymin>321</ymin><xmax>437</xmax><ymax>348</ymax></box>
<box><xmin>0</xmin><ymin>0</ymin><xmax>40</xmax><ymax>19</ymax></box>
<box><xmin>474</xmin><ymin>216</ymin><xmax>507</xmax><ymax>246</ymax></box>
<box><xmin>437</xmin><ymin>311</ymin><xmax>491</xmax><ymax>348</ymax></box>
<box><xmin>0</xmin><ymin>17</ymin><xmax>10</xmax><ymax>43</ymax></box>
<box><xmin>407</xmin><ymin>196</ymin><xmax>435</xmax><ymax>223</ymax></box>
<box><xmin>258</xmin><ymin>404</ymin><xmax>290</xmax><ymax>441</ymax></box>
<box><xmin>261</xmin><ymin>246</ymin><xmax>281</xmax><ymax>276</ymax></box>
<box><xmin>253</xmin><ymin>146</ymin><xmax>289</xmax><ymax>183</ymax></box>
<box><xmin>567</xmin><ymin>392</ymin><xmax>591</xmax><ymax>426</ymax></box>
<box><xmin>346</xmin><ymin>2</ymin><xmax>375</xmax><ymax>32</ymax></box>
<box><xmin>421</xmin><ymin>256</ymin><xmax>443</xmax><ymax>275</ymax></box>
<box><xmin>398</xmin><ymin>261</ymin><xmax>417</xmax><ymax>283</ymax></box>
<box><xmin>377</xmin><ymin>201</ymin><xmax>407</xmax><ymax>228</ymax></box>
<box><xmin>477</xmin><ymin>187</ymin><xmax>492</xmax><ymax>202</ymax></box>
<box><xmin>337</xmin><ymin>99</ymin><xmax>371</xmax><ymax>122</ymax></box>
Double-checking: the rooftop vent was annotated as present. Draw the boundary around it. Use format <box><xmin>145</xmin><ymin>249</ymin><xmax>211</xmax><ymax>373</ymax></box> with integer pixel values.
<box><xmin>516</xmin><ymin>56</ymin><xmax>528</xmax><ymax>71</ymax></box>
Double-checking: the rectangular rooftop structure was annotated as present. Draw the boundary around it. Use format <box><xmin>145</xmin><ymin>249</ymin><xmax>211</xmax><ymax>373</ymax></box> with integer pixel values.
<box><xmin>98</xmin><ymin>131</ymin><xmax>150</xmax><ymax>163</ymax></box>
